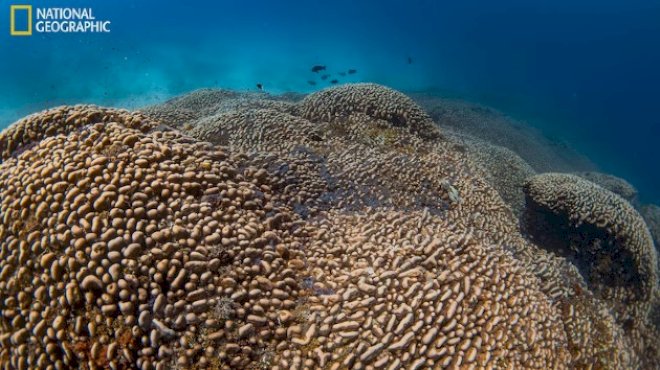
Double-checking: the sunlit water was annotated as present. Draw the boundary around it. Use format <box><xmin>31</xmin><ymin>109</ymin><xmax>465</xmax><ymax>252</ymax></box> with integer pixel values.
<box><xmin>1</xmin><ymin>0</ymin><xmax>658</xmax><ymax>203</ymax></box>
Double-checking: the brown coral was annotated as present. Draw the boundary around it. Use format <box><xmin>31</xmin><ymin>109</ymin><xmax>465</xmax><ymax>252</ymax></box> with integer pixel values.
<box><xmin>298</xmin><ymin>83</ymin><xmax>441</xmax><ymax>139</ymax></box>
<box><xmin>140</xmin><ymin>89</ymin><xmax>297</xmax><ymax>129</ymax></box>
<box><xmin>0</xmin><ymin>86</ymin><xmax>657</xmax><ymax>369</ymax></box>
<box><xmin>446</xmin><ymin>131</ymin><xmax>536</xmax><ymax>217</ymax></box>
<box><xmin>575</xmin><ymin>171</ymin><xmax>639</xmax><ymax>203</ymax></box>
<box><xmin>0</xmin><ymin>105</ymin><xmax>157</xmax><ymax>160</ymax></box>
<box><xmin>523</xmin><ymin>174</ymin><xmax>658</xmax><ymax>322</ymax></box>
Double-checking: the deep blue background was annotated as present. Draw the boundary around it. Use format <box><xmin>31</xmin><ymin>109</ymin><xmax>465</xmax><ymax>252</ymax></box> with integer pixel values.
<box><xmin>1</xmin><ymin>0</ymin><xmax>659</xmax><ymax>203</ymax></box>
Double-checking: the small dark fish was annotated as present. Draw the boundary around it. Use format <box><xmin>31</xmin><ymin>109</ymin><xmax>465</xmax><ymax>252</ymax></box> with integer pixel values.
<box><xmin>307</xmin><ymin>80</ymin><xmax>317</xmax><ymax>86</ymax></box>
<box><xmin>330</xmin><ymin>79</ymin><xmax>339</xmax><ymax>84</ymax></box>
<box><xmin>321</xmin><ymin>74</ymin><xmax>330</xmax><ymax>80</ymax></box>
<box><xmin>339</xmin><ymin>72</ymin><xmax>346</xmax><ymax>76</ymax></box>
<box><xmin>311</xmin><ymin>65</ymin><xmax>326</xmax><ymax>73</ymax></box>
<box><xmin>407</xmin><ymin>56</ymin><xmax>413</xmax><ymax>64</ymax></box>
<box><xmin>348</xmin><ymin>69</ymin><xmax>357</xmax><ymax>74</ymax></box>
<box><xmin>256</xmin><ymin>83</ymin><xmax>263</xmax><ymax>90</ymax></box>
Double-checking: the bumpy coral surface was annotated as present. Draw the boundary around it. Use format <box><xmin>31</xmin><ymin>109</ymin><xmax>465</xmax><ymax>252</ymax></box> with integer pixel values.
<box><xmin>298</xmin><ymin>83</ymin><xmax>440</xmax><ymax>139</ymax></box>
<box><xmin>0</xmin><ymin>85</ymin><xmax>657</xmax><ymax>369</ymax></box>
<box><xmin>574</xmin><ymin>172</ymin><xmax>639</xmax><ymax>204</ymax></box>
<box><xmin>141</xmin><ymin>89</ymin><xmax>298</xmax><ymax>130</ymax></box>
<box><xmin>523</xmin><ymin>173</ymin><xmax>659</xmax><ymax>363</ymax></box>
<box><xmin>445</xmin><ymin>132</ymin><xmax>536</xmax><ymax>217</ymax></box>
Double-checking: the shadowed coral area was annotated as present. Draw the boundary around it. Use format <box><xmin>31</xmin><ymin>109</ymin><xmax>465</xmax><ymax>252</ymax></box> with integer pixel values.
<box><xmin>523</xmin><ymin>173</ymin><xmax>659</xmax><ymax>365</ymax></box>
<box><xmin>523</xmin><ymin>174</ymin><xmax>657</xmax><ymax>306</ymax></box>
<box><xmin>641</xmin><ymin>205</ymin><xmax>660</xmax><ymax>249</ymax></box>
<box><xmin>0</xmin><ymin>84</ymin><xmax>657</xmax><ymax>369</ymax></box>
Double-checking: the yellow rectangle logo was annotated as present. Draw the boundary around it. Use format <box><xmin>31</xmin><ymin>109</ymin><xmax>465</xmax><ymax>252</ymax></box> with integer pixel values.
<box><xmin>10</xmin><ymin>5</ymin><xmax>32</xmax><ymax>36</ymax></box>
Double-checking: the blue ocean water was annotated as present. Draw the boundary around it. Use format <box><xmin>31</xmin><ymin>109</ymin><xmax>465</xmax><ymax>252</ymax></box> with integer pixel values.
<box><xmin>1</xmin><ymin>0</ymin><xmax>659</xmax><ymax>203</ymax></box>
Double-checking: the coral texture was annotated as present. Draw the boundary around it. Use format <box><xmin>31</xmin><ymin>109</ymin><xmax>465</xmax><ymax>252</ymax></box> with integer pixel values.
<box><xmin>298</xmin><ymin>83</ymin><xmax>440</xmax><ymax>139</ymax></box>
<box><xmin>523</xmin><ymin>173</ymin><xmax>659</xmax><ymax>365</ymax></box>
<box><xmin>445</xmin><ymin>132</ymin><xmax>536</xmax><ymax>217</ymax></box>
<box><xmin>0</xmin><ymin>85</ymin><xmax>657</xmax><ymax>369</ymax></box>
<box><xmin>523</xmin><ymin>173</ymin><xmax>656</xmax><ymax>305</ymax></box>
<box><xmin>575</xmin><ymin>172</ymin><xmax>639</xmax><ymax>203</ymax></box>
<box><xmin>141</xmin><ymin>89</ymin><xmax>297</xmax><ymax>130</ymax></box>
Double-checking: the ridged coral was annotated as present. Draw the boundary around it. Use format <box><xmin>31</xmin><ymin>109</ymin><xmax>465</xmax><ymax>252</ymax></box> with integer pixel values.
<box><xmin>0</xmin><ymin>85</ymin><xmax>657</xmax><ymax>369</ymax></box>
<box><xmin>575</xmin><ymin>171</ymin><xmax>639</xmax><ymax>203</ymax></box>
<box><xmin>445</xmin><ymin>131</ymin><xmax>536</xmax><ymax>217</ymax></box>
<box><xmin>523</xmin><ymin>174</ymin><xmax>658</xmax><ymax>321</ymax></box>
<box><xmin>192</xmin><ymin>108</ymin><xmax>324</xmax><ymax>153</ymax></box>
<box><xmin>141</xmin><ymin>89</ymin><xmax>297</xmax><ymax>129</ymax></box>
<box><xmin>0</xmin><ymin>105</ymin><xmax>157</xmax><ymax>161</ymax></box>
<box><xmin>298</xmin><ymin>83</ymin><xmax>440</xmax><ymax>139</ymax></box>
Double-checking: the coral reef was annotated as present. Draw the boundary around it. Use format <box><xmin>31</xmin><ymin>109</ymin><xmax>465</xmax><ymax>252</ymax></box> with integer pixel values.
<box><xmin>413</xmin><ymin>95</ymin><xmax>597</xmax><ymax>173</ymax></box>
<box><xmin>575</xmin><ymin>171</ymin><xmax>639</xmax><ymax>204</ymax></box>
<box><xmin>523</xmin><ymin>173</ymin><xmax>659</xmax><ymax>365</ymax></box>
<box><xmin>445</xmin><ymin>131</ymin><xmax>536</xmax><ymax>217</ymax></box>
<box><xmin>0</xmin><ymin>85</ymin><xmax>657</xmax><ymax>369</ymax></box>
<box><xmin>140</xmin><ymin>89</ymin><xmax>297</xmax><ymax>130</ymax></box>
<box><xmin>0</xmin><ymin>105</ymin><xmax>157</xmax><ymax>161</ymax></box>
<box><xmin>298</xmin><ymin>83</ymin><xmax>440</xmax><ymax>139</ymax></box>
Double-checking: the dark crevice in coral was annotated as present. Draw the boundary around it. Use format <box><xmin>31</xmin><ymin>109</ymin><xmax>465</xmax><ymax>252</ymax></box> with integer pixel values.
<box><xmin>522</xmin><ymin>195</ymin><xmax>644</xmax><ymax>302</ymax></box>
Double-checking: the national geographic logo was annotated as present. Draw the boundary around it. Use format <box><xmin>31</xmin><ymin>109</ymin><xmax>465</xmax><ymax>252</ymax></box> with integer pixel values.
<box><xmin>10</xmin><ymin>4</ymin><xmax>111</xmax><ymax>36</ymax></box>
<box><xmin>9</xmin><ymin>5</ymin><xmax>31</xmax><ymax>36</ymax></box>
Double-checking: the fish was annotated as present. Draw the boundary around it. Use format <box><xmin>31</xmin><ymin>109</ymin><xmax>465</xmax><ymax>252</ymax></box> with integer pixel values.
<box><xmin>256</xmin><ymin>83</ymin><xmax>263</xmax><ymax>90</ymax></box>
<box><xmin>339</xmin><ymin>72</ymin><xmax>346</xmax><ymax>76</ymax></box>
<box><xmin>321</xmin><ymin>74</ymin><xmax>330</xmax><ymax>80</ymax></box>
<box><xmin>311</xmin><ymin>65</ymin><xmax>327</xmax><ymax>73</ymax></box>
<box><xmin>330</xmin><ymin>79</ymin><xmax>339</xmax><ymax>84</ymax></box>
<box><xmin>407</xmin><ymin>56</ymin><xmax>413</xmax><ymax>64</ymax></box>
<box><xmin>348</xmin><ymin>69</ymin><xmax>357</xmax><ymax>74</ymax></box>
<box><xmin>307</xmin><ymin>80</ymin><xmax>317</xmax><ymax>86</ymax></box>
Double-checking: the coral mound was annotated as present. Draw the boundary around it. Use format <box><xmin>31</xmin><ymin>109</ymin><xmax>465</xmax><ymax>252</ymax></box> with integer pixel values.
<box><xmin>0</xmin><ymin>105</ymin><xmax>157</xmax><ymax>160</ymax></box>
<box><xmin>446</xmin><ymin>132</ymin><xmax>536</xmax><ymax>217</ymax></box>
<box><xmin>0</xmin><ymin>86</ymin><xmax>658</xmax><ymax>369</ymax></box>
<box><xmin>298</xmin><ymin>83</ymin><xmax>440</xmax><ymax>139</ymax></box>
<box><xmin>575</xmin><ymin>171</ymin><xmax>639</xmax><ymax>203</ymax></box>
<box><xmin>523</xmin><ymin>173</ymin><xmax>658</xmax><ymax>322</ymax></box>
<box><xmin>141</xmin><ymin>89</ymin><xmax>297</xmax><ymax>129</ymax></box>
